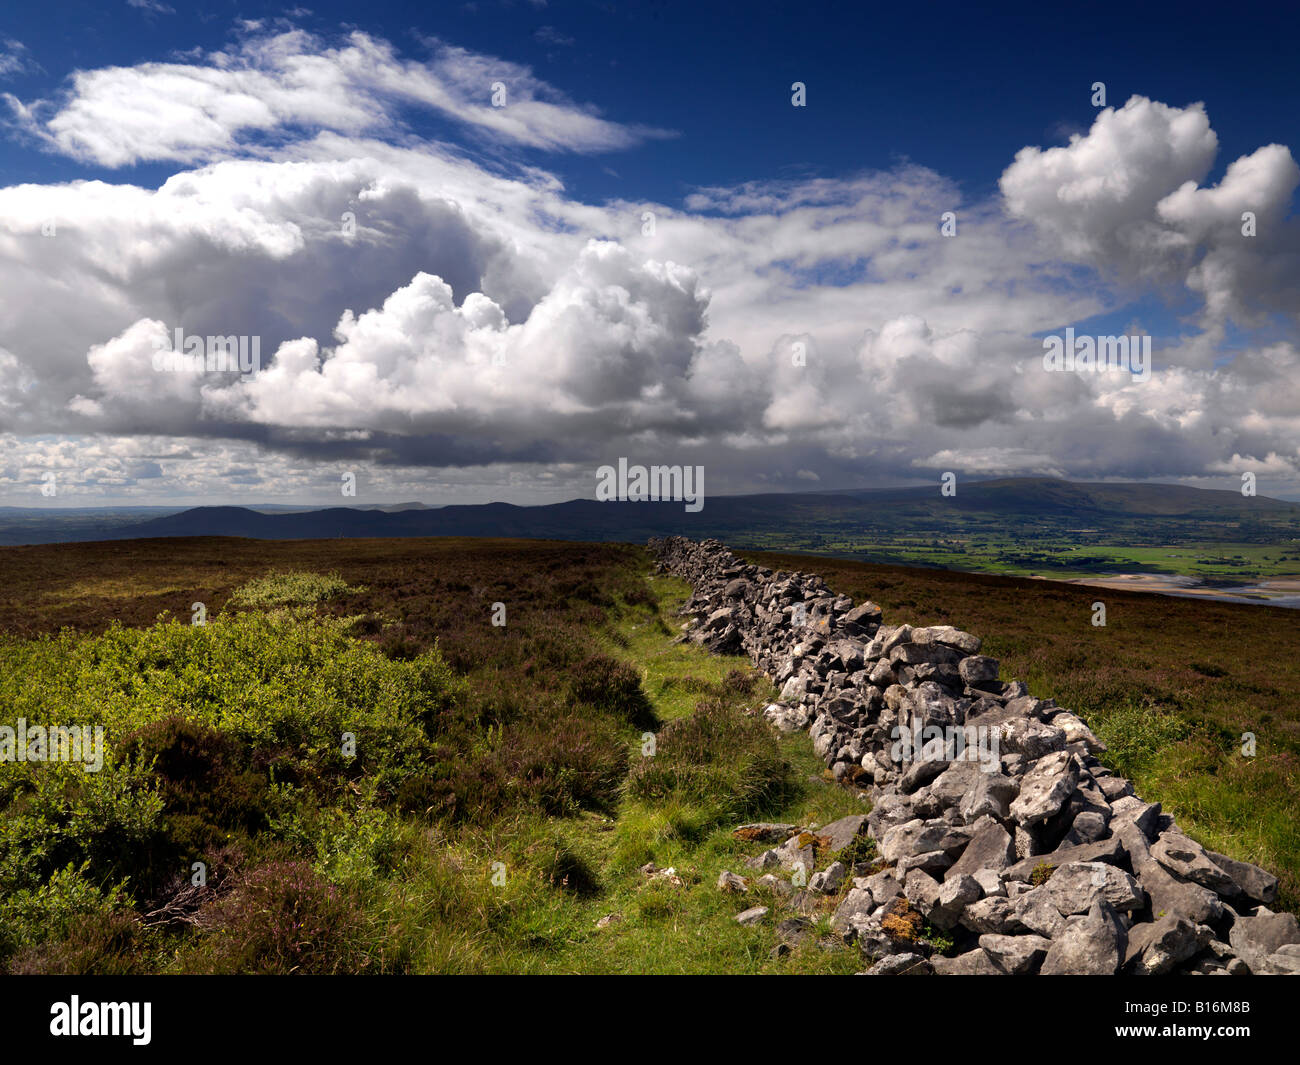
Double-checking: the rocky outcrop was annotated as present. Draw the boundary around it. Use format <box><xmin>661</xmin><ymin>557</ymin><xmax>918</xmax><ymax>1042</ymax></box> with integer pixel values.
<box><xmin>650</xmin><ymin>536</ymin><xmax>1293</xmax><ymax>976</ymax></box>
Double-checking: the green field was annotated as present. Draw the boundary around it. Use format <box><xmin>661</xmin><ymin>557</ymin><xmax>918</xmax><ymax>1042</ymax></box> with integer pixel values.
<box><xmin>741</xmin><ymin>535</ymin><xmax>1300</xmax><ymax>583</ymax></box>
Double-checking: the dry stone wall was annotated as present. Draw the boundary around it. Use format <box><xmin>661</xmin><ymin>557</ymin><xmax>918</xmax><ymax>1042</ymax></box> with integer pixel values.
<box><xmin>649</xmin><ymin>535</ymin><xmax>1299</xmax><ymax>976</ymax></box>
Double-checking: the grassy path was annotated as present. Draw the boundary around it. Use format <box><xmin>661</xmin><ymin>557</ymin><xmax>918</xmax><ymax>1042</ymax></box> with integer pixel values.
<box><xmin>461</xmin><ymin>570</ymin><xmax>868</xmax><ymax>974</ymax></box>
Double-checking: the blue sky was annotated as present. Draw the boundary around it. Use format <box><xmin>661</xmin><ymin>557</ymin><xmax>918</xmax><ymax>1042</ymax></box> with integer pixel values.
<box><xmin>6</xmin><ymin>0</ymin><xmax>1298</xmax><ymax>204</ymax></box>
<box><xmin>0</xmin><ymin>1</ymin><xmax>1298</xmax><ymax>504</ymax></box>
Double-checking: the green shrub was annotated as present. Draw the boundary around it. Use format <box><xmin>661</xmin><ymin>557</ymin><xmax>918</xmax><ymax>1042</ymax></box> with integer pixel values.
<box><xmin>1091</xmin><ymin>702</ymin><xmax>1193</xmax><ymax>778</ymax></box>
<box><xmin>0</xmin><ymin>759</ymin><xmax>166</xmax><ymax>902</ymax></box>
<box><xmin>8</xmin><ymin>909</ymin><xmax>148</xmax><ymax>975</ymax></box>
<box><xmin>227</xmin><ymin>570</ymin><xmax>363</xmax><ymax>609</ymax></box>
<box><xmin>567</xmin><ymin>654</ymin><xmax>656</xmax><ymax>728</ymax></box>
<box><xmin>0</xmin><ymin>611</ymin><xmax>465</xmax><ymax>793</ymax></box>
<box><xmin>0</xmin><ymin>861</ymin><xmax>135</xmax><ymax>968</ymax></box>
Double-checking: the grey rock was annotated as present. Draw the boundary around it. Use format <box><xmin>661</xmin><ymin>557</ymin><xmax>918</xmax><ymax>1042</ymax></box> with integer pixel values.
<box><xmin>864</xmin><ymin>952</ymin><xmax>933</xmax><ymax>975</ymax></box>
<box><xmin>1040</xmin><ymin>898</ymin><xmax>1126</xmax><ymax>975</ymax></box>
<box><xmin>958</xmin><ymin>655</ymin><xmax>1000</xmax><ymax>687</ymax></box>
<box><xmin>776</xmin><ymin>916</ymin><xmax>813</xmax><ymax>944</ymax></box>
<box><xmin>903</xmin><ymin>868</ymin><xmax>943</xmax><ymax>918</ymax></box>
<box><xmin>764</xmin><ymin>703</ymin><xmax>810</xmax><ymax>732</ymax></box>
<box><xmin>1044</xmin><ymin>861</ymin><xmax>1144</xmax><ymax>915</ymax></box>
<box><xmin>832</xmin><ymin>887</ymin><xmax>876</xmax><ymax>935</ymax></box>
<box><xmin>1151</xmin><ymin>831</ymin><xmax>1238</xmax><ymax>894</ymax></box>
<box><xmin>923</xmin><ymin>626</ymin><xmax>982</xmax><ymax>655</ymax></box>
<box><xmin>930</xmin><ymin>874</ymin><xmax>982</xmax><ymax>930</ymax></box>
<box><xmin>959</xmin><ymin>770</ymin><xmax>1019</xmax><ymax>822</ymax></box>
<box><xmin>861</xmin><ymin>871</ymin><xmax>901</xmax><ymax>909</ymax></box>
<box><xmin>1002</xmin><ymin>836</ymin><xmax>1126</xmax><ymax>882</ymax></box>
<box><xmin>1009</xmin><ymin>751</ymin><xmax>1080</xmax><ymax>826</ymax></box>
<box><xmin>980</xmin><ymin>933</ymin><xmax>1051</xmax><ymax>974</ymax></box>
<box><xmin>1047</xmin><ymin>710</ymin><xmax>1106</xmax><ymax>754</ymax></box>
<box><xmin>1257</xmin><ymin>952</ymin><xmax>1300</xmax><ymax>975</ymax></box>
<box><xmin>756</xmin><ymin>874</ymin><xmax>795</xmax><ymax>897</ymax></box>
<box><xmin>960</xmin><ymin>895</ymin><xmax>1019</xmax><ymax>935</ymax></box>
<box><xmin>898</xmin><ymin>758</ymin><xmax>948</xmax><ymax>794</ymax></box>
<box><xmin>841</xmin><ymin>601</ymin><xmax>883</xmax><ymax>636</ymax></box>
<box><xmin>1124</xmin><ymin>915</ymin><xmax>1200</xmax><ymax>975</ymax></box>
<box><xmin>946</xmin><ymin>820</ymin><xmax>1015</xmax><ymax>883</ymax></box>
<box><xmin>1120</xmin><ymin>822</ymin><xmax>1224</xmax><ymax>927</ymax></box>
<box><xmin>880</xmin><ymin>818</ymin><xmax>968</xmax><ymax>862</ymax></box>
<box><xmin>1013</xmin><ymin>887</ymin><xmax>1067</xmax><ymax>939</ymax></box>
<box><xmin>809</xmin><ymin>861</ymin><xmax>848</xmax><ymax>895</ymax></box>
<box><xmin>775</xmin><ymin>832</ymin><xmax>816</xmax><ymax>873</ymax></box>
<box><xmin>735</xmin><ymin>905</ymin><xmax>768</xmax><ymax>926</ymax></box>
<box><xmin>896</xmin><ymin>850</ymin><xmax>954</xmax><ymax>878</ymax></box>
<box><xmin>1109</xmin><ymin>795</ymin><xmax>1162</xmax><ymax>840</ymax></box>
<box><xmin>930</xmin><ymin>949</ymin><xmax>1002</xmax><ymax>975</ymax></box>
<box><xmin>818</xmin><ymin>814</ymin><xmax>869</xmax><ymax>854</ymax></box>
<box><xmin>1097</xmin><ymin>775</ymin><xmax>1134</xmax><ymax>801</ymax></box>
<box><xmin>1206</xmin><ymin>850</ymin><xmax>1279</xmax><ymax>904</ymax></box>
<box><xmin>1063</xmin><ymin>810</ymin><xmax>1109</xmax><ymax>845</ymax></box>
<box><xmin>996</xmin><ymin>717</ymin><xmax>1068</xmax><ymax>760</ymax></box>
<box><xmin>1229</xmin><ymin>910</ymin><xmax>1300</xmax><ymax>973</ymax></box>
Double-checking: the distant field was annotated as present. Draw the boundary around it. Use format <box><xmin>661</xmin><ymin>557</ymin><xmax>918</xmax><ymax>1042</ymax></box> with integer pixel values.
<box><xmin>737</xmin><ymin>535</ymin><xmax>1300</xmax><ymax>583</ymax></box>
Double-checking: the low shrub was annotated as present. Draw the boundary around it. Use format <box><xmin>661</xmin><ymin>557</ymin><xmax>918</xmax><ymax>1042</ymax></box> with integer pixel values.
<box><xmin>625</xmin><ymin>698</ymin><xmax>793</xmax><ymax>825</ymax></box>
<box><xmin>184</xmin><ymin>860</ymin><xmax>367</xmax><ymax>974</ymax></box>
<box><xmin>226</xmin><ymin>570</ymin><xmax>362</xmax><ymax>609</ymax></box>
<box><xmin>567</xmin><ymin>654</ymin><xmax>656</xmax><ymax>729</ymax></box>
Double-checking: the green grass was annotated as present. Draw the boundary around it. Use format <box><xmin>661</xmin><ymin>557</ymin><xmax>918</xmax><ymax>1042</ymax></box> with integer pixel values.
<box><xmin>0</xmin><ymin>545</ymin><xmax>868</xmax><ymax>974</ymax></box>
<box><xmin>740</xmin><ymin>536</ymin><xmax>1300</xmax><ymax>584</ymax></box>
<box><xmin>8</xmin><ymin>532</ymin><xmax>1296</xmax><ymax>974</ymax></box>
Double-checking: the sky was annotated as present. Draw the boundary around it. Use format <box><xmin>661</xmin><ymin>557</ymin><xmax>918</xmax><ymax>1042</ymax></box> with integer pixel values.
<box><xmin>1</xmin><ymin>0</ymin><xmax>1299</xmax><ymax>506</ymax></box>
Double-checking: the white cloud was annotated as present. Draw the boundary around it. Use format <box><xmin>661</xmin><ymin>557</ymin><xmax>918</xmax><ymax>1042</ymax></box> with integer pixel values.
<box><xmin>0</xmin><ymin>30</ymin><xmax>1297</xmax><ymax>503</ymax></box>
<box><xmin>1002</xmin><ymin>95</ymin><xmax>1300</xmax><ymax>335</ymax></box>
<box><xmin>9</xmin><ymin>28</ymin><xmax>671</xmax><ymax>168</ymax></box>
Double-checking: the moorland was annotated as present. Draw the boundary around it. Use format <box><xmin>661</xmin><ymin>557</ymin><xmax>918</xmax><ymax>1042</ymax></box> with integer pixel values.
<box><xmin>0</xmin><ymin>534</ymin><xmax>1295</xmax><ymax>973</ymax></box>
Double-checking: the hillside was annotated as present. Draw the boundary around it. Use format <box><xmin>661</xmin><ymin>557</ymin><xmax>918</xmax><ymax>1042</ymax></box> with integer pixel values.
<box><xmin>6</xmin><ymin>478</ymin><xmax>1298</xmax><ymax>556</ymax></box>
<box><xmin>0</xmin><ymin>534</ymin><xmax>1296</xmax><ymax>976</ymax></box>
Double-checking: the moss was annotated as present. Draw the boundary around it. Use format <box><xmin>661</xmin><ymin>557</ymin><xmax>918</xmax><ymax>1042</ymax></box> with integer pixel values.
<box><xmin>1030</xmin><ymin>861</ymin><xmax>1055</xmax><ymax>887</ymax></box>
<box><xmin>880</xmin><ymin>898</ymin><xmax>924</xmax><ymax>942</ymax></box>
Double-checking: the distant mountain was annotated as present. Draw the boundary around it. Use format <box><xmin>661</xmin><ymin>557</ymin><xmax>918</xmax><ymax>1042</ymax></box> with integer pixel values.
<box><xmin>1</xmin><ymin>477</ymin><xmax>1291</xmax><ymax>548</ymax></box>
<box><xmin>821</xmin><ymin>477</ymin><xmax>1296</xmax><ymax>516</ymax></box>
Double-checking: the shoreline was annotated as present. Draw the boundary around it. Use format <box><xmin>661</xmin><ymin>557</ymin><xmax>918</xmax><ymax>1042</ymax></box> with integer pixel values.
<box><xmin>1030</xmin><ymin>573</ymin><xmax>1300</xmax><ymax>608</ymax></box>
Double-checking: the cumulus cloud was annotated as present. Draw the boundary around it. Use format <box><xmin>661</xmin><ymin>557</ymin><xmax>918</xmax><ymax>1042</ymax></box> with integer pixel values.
<box><xmin>1</xmin><ymin>26</ymin><xmax>1298</xmax><ymax>502</ymax></box>
<box><xmin>1002</xmin><ymin>95</ymin><xmax>1300</xmax><ymax>335</ymax></box>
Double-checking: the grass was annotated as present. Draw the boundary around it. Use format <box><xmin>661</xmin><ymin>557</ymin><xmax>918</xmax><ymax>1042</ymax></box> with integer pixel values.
<box><xmin>4</xmin><ymin>532</ymin><xmax>1296</xmax><ymax>973</ymax></box>
<box><xmin>0</xmin><ymin>538</ymin><xmax>866</xmax><ymax>974</ymax></box>
<box><xmin>746</xmin><ymin>537</ymin><xmax>1300</xmax><ymax>584</ymax></box>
